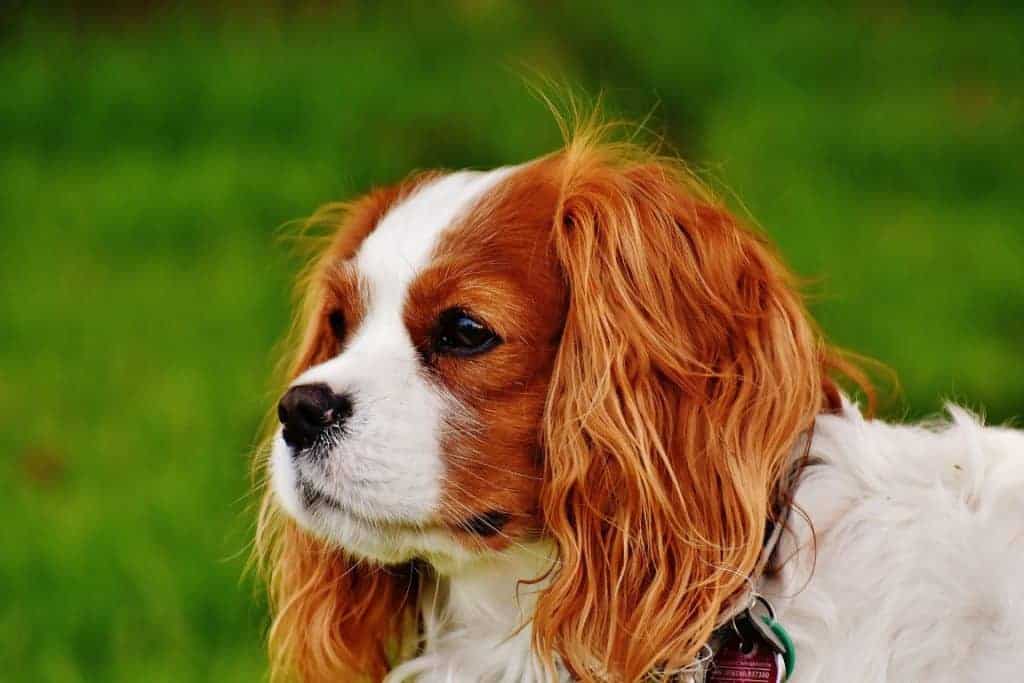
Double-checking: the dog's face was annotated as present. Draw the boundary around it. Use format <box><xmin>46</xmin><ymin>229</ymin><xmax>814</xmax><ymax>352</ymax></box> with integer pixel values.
<box><xmin>260</xmin><ymin>135</ymin><xmax>845</xmax><ymax>681</ymax></box>
<box><xmin>270</xmin><ymin>162</ymin><xmax>566</xmax><ymax>567</ymax></box>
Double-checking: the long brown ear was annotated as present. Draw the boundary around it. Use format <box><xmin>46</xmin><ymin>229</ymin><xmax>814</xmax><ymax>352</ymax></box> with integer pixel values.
<box><xmin>258</xmin><ymin>522</ymin><xmax>416</xmax><ymax>682</ymax></box>
<box><xmin>255</xmin><ymin>184</ymin><xmax>431</xmax><ymax>682</ymax></box>
<box><xmin>534</xmin><ymin>141</ymin><xmax>832</xmax><ymax>681</ymax></box>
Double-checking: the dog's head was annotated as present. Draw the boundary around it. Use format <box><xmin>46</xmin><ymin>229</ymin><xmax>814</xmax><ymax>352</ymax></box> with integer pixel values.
<box><xmin>258</xmin><ymin>125</ymin><xmax>853</xmax><ymax>681</ymax></box>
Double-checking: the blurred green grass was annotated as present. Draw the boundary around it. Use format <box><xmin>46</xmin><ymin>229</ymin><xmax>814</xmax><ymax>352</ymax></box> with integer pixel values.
<box><xmin>2</xmin><ymin>4</ymin><xmax>1022</xmax><ymax>681</ymax></box>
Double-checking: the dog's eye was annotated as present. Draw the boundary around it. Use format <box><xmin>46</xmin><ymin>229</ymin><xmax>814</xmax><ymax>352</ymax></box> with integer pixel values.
<box><xmin>433</xmin><ymin>308</ymin><xmax>501</xmax><ymax>357</ymax></box>
<box><xmin>327</xmin><ymin>310</ymin><xmax>346</xmax><ymax>342</ymax></box>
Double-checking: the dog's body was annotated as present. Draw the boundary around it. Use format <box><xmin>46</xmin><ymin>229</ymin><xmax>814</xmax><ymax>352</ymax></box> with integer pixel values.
<box><xmin>759</xmin><ymin>402</ymin><xmax>1024</xmax><ymax>682</ymax></box>
<box><xmin>258</xmin><ymin>125</ymin><xmax>1024</xmax><ymax>682</ymax></box>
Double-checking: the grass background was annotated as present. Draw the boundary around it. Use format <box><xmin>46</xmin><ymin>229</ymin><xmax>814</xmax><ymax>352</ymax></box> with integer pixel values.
<box><xmin>2</xmin><ymin>3</ymin><xmax>1022</xmax><ymax>680</ymax></box>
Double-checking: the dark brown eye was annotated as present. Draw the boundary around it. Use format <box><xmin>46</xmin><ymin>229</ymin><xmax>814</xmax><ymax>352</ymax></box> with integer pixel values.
<box><xmin>327</xmin><ymin>310</ymin><xmax>346</xmax><ymax>342</ymax></box>
<box><xmin>433</xmin><ymin>308</ymin><xmax>500</xmax><ymax>357</ymax></box>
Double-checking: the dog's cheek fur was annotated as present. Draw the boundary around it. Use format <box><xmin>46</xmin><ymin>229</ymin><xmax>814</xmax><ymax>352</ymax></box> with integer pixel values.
<box><xmin>407</xmin><ymin>159</ymin><xmax>568</xmax><ymax>548</ymax></box>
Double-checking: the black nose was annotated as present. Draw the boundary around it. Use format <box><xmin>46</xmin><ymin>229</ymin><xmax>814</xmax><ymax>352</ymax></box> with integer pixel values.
<box><xmin>277</xmin><ymin>383</ymin><xmax>353</xmax><ymax>451</ymax></box>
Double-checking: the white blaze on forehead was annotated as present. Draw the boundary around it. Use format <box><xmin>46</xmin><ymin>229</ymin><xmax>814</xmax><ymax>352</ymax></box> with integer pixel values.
<box><xmin>355</xmin><ymin>168</ymin><xmax>516</xmax><ymax>292</ymax></box>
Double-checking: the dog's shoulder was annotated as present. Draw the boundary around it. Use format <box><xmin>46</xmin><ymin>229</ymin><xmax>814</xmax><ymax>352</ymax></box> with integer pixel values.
<box><xmin>768</xmin><ymin>401</ymin><xmax>1024</xmax><ymax>682</ymax></box>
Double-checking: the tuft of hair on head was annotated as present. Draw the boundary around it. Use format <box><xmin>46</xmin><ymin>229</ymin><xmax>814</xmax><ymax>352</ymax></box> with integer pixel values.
<box><xmin>529</xmin><ymin>107</ymin><xmax>872</xmax><ymax>681</ymax></box>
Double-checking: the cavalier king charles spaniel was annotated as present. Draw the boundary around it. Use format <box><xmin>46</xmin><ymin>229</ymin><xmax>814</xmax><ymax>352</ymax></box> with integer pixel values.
<box><xmin>256</xmin><ymin>121</ymin><xmax>1024</xmax><ymax>682</ymax></box>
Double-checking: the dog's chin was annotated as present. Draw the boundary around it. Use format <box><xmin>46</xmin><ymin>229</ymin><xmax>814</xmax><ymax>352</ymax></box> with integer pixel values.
<box><xmin>268</xmin><ymin>435</ymin><xmax>480</xmax><ymax>570</ymax></box>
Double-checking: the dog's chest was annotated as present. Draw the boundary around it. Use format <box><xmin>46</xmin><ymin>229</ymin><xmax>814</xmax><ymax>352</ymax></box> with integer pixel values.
<box><xmin>386</xmin><ymin>543</ymin><xmax>562</xmax><ymax>683</ymax></box>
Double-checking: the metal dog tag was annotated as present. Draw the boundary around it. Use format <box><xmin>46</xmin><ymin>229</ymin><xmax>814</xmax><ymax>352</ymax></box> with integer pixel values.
<box><xmin>708</xmin><ymin>637</ymin><xmax>784</xmax><ymax>683</ymax></box>
<box><xmin>708</xmin><ymin>602</ymin><xmax>789</xmax><ymax>683</ymax></box>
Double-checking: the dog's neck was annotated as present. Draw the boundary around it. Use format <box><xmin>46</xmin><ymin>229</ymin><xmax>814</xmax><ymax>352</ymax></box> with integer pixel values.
<box><xmin>387</xmin><ymin>447</ymin><xmax>808</xmax><ymax>683</ymax></box>
<box><xmin>385</xmin><ymin>430</ymin><xmax>816</xmax><ymax>683</ymax></box>
<box><xmin>386</xmin><ymin>541</ymin><xmax>559</xmax><ymax>683</ymax></box>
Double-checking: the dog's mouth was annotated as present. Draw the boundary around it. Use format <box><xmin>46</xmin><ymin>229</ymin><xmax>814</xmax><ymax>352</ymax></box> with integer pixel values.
<box><xmin>298</xmin><ymin>480</ymin><xmax>341</xmax><ymax>510</ymax></box>
<box><xmin>456</xmin><ymin>510</ymin><xmax>512</xmax><ymax>537</ymax></box>
<box><xmin>296</xmin><ymin>477</ymin><xmax>512</xmax><ymax>539</ymax></box>
<box><xmin>297</xmin><ymin>479</ymin><xmax>383</xmax><ymax>522</ymax></box>
<box><xmin>296</xmin><ymin>477</ymin><xmax>434</xmax><ymax>534</ymax></box>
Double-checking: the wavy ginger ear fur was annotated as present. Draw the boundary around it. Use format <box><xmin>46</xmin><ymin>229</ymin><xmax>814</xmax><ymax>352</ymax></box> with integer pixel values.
<box><xmin>533</xmin><ymin>128</ymin><xmax>864</xmax><ymax>681</ymax></box>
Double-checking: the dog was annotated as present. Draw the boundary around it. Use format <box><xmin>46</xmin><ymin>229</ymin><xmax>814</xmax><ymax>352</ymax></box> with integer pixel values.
<box><xmin>256</xmin><ymin>121</ymin><xmax>1024</xmax><ymax>682</ymax></box>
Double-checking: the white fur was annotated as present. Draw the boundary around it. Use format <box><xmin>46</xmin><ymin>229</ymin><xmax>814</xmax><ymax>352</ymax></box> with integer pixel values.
<box><xmin>386</xmin><ymin>542</ymin><xmax>559</xmax><ymax>683</ymax></box>
<box><xmin>381</xmin><ymin>402</ymin><xmax>1024</xmax><ymax>682</ymax></box>
<box><xmin>270</xmin><ymin>169</ymin><xmax>515</xmax><ymax>565</ymax></box>
<box><xmin>763</xmin><ymin>401</ymin><xmax>1024</xmax><ymax>682</ymax></box>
